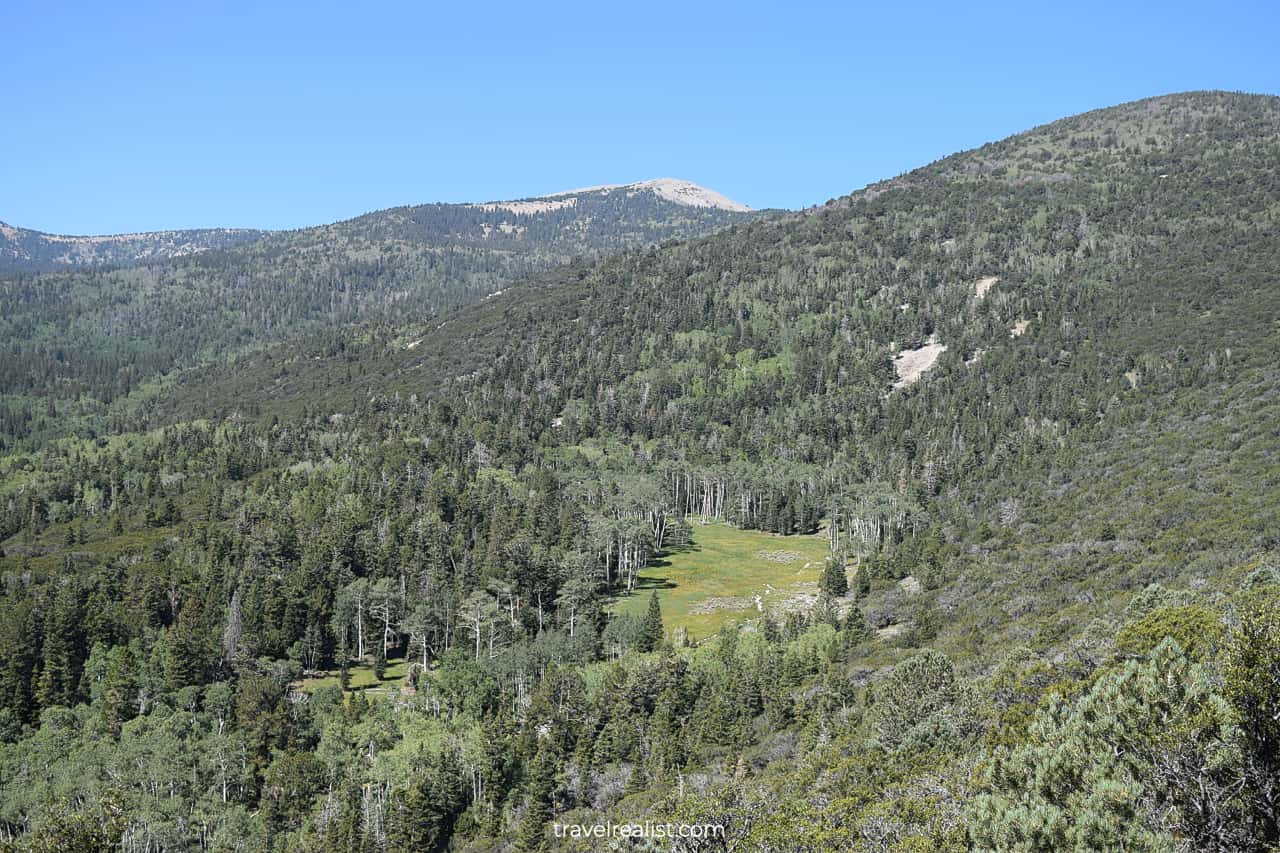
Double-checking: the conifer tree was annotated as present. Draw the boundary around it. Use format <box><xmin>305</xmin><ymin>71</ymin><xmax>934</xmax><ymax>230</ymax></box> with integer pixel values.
<box><xmin>519</xmin><ymin>745</ymin><xmax>557</xmax><ymax>851</ymax></box>
<box><xmin>100</xmin><ymin>644</ymin><xmax>138</xmax><ymax>734</ymax></box>
<box><xmin>640</xmin><ymin>591</ymin><xmax>664</xmax><ymax>652</ymax></box>
<box><xmin>819</xmin><ymin>558</ymin><xmax>848</xmax><ymax>597</ymax></box>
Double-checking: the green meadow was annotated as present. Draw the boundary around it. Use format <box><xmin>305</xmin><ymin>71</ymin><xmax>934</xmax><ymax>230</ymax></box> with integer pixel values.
<box><xmin>296</xmin><ymin>657</ymin><xmax>409</xmax><ymax>695</ymax></box>
<box><xmin>296</xmin><ymin>521</ymin><xmax>829</xmax><ymax>697</ymax></box>
<box><xmin>614</xmin><ymin>521</ymin><xmax>830</xmax><ymax>640</ymax></box>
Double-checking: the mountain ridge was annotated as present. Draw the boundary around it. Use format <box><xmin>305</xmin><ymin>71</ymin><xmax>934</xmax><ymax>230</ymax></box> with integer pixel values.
<box><xmin>129</xmin><ymin>90</ymin><xmax>1280</xmax><ymax>433</ymax></box>
<box><xmin>0</xmin><ymin>178</ymin><xmax>753</xmax><ymax>275</ymax></box>
<box><xmin>823</xmin><ymin>88</ymin><xmax>1280</xmax><ymax>210</ymax></box>
<box><xmin>0</xmin><ymin>220</ymin><xmax>267</xmax><ymax>274</ymax></box>
<box><xmin>486</xmin><ymin>177</ymin><xmax>753</xmax><ymax>212</ymax></box>
<box><xmin>0</xmin><ymin>177</ymin><xmax>759</xmax><ymax>415</ymax></box>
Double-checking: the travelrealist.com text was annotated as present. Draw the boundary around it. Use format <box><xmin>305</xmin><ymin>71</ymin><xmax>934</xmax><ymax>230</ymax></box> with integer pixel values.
<box><xmin>552</xmin><ymin>821</ymin><xmax>726</xmax><ymax>840</ymax></box>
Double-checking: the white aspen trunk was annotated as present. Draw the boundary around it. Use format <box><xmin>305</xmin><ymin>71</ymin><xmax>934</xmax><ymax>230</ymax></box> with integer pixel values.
<box><xmin>356</xmin><ymin>601</ymin><xmax>365</xmax><ymax>660</ymax></box>
<box><xmin>470</xmin><ymin>608</ymin><xmax>481</xmax><ymax>661</ymax></box>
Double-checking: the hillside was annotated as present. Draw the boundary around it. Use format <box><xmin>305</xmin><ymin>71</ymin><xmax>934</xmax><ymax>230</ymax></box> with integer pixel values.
<box><xmin>1</xmin><ymin>92</ymin><xmax>1279</xmax><ymax>851</ymax></box>
<box><xmin>0</xmin><ymin>180</ymin><xmax>754</xmax><ymax>447</ymax></box>
<box><xmin>136</xmin><ymin>89</ymin><xmax>1280</xmax><ymax>646</ymax></box>
<box><xmin>0</xmin><ymin>221</ymin><xmax>267</xmax><ymax>274</ymax></box>
<box><xmin>0</xmin><ymin>179</ymin><xmax>750</xmax><ymax>277</ymax></box>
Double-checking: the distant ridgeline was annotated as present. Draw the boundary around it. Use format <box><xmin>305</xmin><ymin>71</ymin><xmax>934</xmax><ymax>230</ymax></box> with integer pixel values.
<box><xmin>0</xmin><ymin>179</ymin><xmax>756</xmax><ymax>438</ymax></box>
<box><xmin>0</xmin><ymin>221</ymin><xmax>268</xmax><ymax>274</ymax></box>
<box><xmin>0</xmin><ymin>179</ymin><xmax>751</xmax><ymax>276</ymax></box>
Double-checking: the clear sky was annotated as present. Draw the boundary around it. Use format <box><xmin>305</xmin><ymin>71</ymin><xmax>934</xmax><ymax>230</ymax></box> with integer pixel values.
<box><xmin>4</xmin><ymin>0</ymin><xmax>1278</xmax><ymax>234</ymax></box>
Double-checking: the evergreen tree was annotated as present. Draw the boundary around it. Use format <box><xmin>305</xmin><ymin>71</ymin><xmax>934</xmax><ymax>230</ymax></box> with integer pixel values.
<box><xmin>99</xmin><ymin>644</ymin><xmax>138</xmax><ymax>734</ymax></box>
<box><xmin>388</xmin><ymin>750</ymin><xmax>466</xmax><ymax>852</ymax></box>
<box><xmin>37</xmin><ymin>581</ymin><xmax>85</xmax><ymax>708</ymax></box>
<box><xmin>819</xmin><ymin>557</ymin><xmax>848</xmax><ymax>597</ymax></box>
<box><xmin>518</xmin><ymin>745</ymin><xmax>557</xmax><ymax>851</ymax></box>
<box><xmin>164</xmin><ymin>595</ymin><xmax>212</xmax><ymax>689</ymax></box>
<box><xmin>640</xmin><ymin>591</ymin><xmax>664</xmax><ymax>652</ymax></box>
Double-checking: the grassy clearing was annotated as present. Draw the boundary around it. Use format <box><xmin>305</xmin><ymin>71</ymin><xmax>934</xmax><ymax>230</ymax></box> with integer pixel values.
<box><xmin>614</xmin><ymin>521</ymin><xmax>829</xmax><ymax>640</ymax></box>
<box><xmin>296</xmin><ymin>657</ymin><xmax>408</xmax><ymax>695</ymax></box>
<box><xmin>293</xmin><ymin>524</ymin><xmax>829</xmax><ymax>692</ymax></box>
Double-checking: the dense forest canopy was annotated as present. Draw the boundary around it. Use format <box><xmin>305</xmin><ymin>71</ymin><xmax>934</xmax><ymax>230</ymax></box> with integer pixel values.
<box><xmin>1</xmin><ymin>91</ymin><xmax>1278</xmax><ymax>851</ymax></box>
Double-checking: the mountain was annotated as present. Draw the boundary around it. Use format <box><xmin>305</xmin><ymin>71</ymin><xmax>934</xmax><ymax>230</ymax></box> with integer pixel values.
<box><xmin>222</xmin><ymin>177</ymin><xmax>755</xmax><ymax>302</ymax></box>
<box><xmin>2</xmin><ymin>93</ymin><xmax>1279</xmax><ymax>851</ymax></box>
<box><xmin>155</xmin><ymin>91</ymin><xmax>1280</xmax><ymax>428</ymax></box>
<box><xmin>0</xmin><ymin>179</ymin><xmax>751</xmax><ymax>277</ymax></box>
<box><xmin>0</xmin><ymin>179</ymin><xmax>755</xmax><ymax>423</ymax></box>
<box><xmin>513</xmin><ymin>177</ymin><xmax>754</xmax><ymax>212</ymax></box>
<box><xmin>0</xmin><ymin>220</ymin><xmax>267</xmax><ymax>274</ymax></box>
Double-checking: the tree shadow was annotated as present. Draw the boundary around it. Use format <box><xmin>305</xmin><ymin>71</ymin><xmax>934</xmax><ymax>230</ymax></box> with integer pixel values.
<box><xmin>649</xmin><ymin>542</ymin><xmax>700</xmax><ymax>568</ymax></box>
<box><xmin>633</xmin><ymin>574</ymin><xmax>679</xmax><ymax>591</ymax></box>
<box><xmin>625</xmin><ymin>542</ymin><xmax>702</xmax><ymax>592</ymax></box>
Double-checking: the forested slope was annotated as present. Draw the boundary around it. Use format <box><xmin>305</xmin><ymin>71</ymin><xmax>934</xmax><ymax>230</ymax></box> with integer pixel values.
<box><xmin>0</xmin><ymin>222</ymin><xmax>267</xmax><ymax>275</ymax></box>
<box><xmin>0</xmin><ymin>91</ymin><xmax>1278</xmax><ymax>851</ymax></box>
<box><xmin>0</xmin><ymin>182</ymin><xmax>753</xmax><ymax>449</ymax></box>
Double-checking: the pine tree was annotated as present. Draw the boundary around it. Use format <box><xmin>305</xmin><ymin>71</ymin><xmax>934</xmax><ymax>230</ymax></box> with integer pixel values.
<box><xmin>841</xmin><ymin>607</ymin><xmax>870</xmax><ymax>646</ymax></box>
<box><xmin>388</xmin><ymin>749</ymin><xmax>465</xmax><ymax>852</ymax></box>
<box><xmin>639</xmin><ymin>591</ymin><xmax>664</xmax><ymax>652</ymax></box>
<box><xmin>37</xmin><ymin>581</ymin><xmax>85</xmax><ymax>708</ymax></box>
<box><xmin>1223</xmin><ymin>602</ymin><xmax>1280</xmax><ymax>844</ymax></box>
<box><xmin>164</xmin><ymin>595</ymin><xmax>212</xmax><ymax>689</ymax></box>
<box><xmin>650</xmin><ymin>686</ymin><xmax>686</xmax><ymax>773</ymax></box>
<box><xmin>819</xmin><ymin>557</ymin><xmax>848</xmax><ymax>597</ymax></box>
<box><xmin>100</xmin><ymin>644</ymin><xmax>138</xmax><ymax>734</ymax></box>
<box><xmin>518</xmin><ymin>745</ymin><xmax>557</xmax><ymax>851</ymax></box>
<box><xmin>853</xmin><ymin>562</ymin><xmax>872</xmax><ymax>597</ymax></box>
<box><xmin>0</xmin><ymin>599</ymin><xmax>40</xmax><ymax>724</ymax></box>
<box><xmin>968</xmin><ymin>639</ymin><xmax>1225</xmax><ymax>850</ymax></box>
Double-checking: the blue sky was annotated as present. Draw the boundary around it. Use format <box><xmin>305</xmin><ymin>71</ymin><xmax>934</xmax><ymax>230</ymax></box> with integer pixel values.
<box><xmin>4</xmin><ymin>1</ymin><xmax>1278</xmax><ymax>233</ymax></box>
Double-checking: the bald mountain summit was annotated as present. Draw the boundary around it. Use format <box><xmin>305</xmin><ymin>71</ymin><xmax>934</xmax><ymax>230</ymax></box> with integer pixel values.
<box><xmin>0</xmin><ymin>178</ymin><xmax>753</xmax><ymax>436</ymax></box>
<box><xmin>0</xmin><ymin>179</ymin><xmax>750</xmax><ymax>276</ymax></box>
<box><xmin>2</xmin><ymin>92</ymin><xmax>1280</xmax><ymax>852</ymax></box>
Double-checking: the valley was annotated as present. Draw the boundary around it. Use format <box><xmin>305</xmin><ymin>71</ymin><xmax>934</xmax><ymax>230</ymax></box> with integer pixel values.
<box><xmin>1</xmin><ymin>91</ymin><xmax>1278</xmax><ymax>851</ymax></box>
